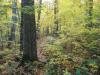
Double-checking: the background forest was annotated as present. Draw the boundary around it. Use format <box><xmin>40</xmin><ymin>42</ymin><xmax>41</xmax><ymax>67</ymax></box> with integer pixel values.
<box><xmin>0</xmin><ymin>0</ymin><xmax>100</xmax><ymax>75</ymax></box>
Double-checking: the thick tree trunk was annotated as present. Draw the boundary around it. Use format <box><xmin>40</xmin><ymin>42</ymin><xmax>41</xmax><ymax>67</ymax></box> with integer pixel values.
<box><xmin>21</xmin><ymin>0</ymin><xmax>38</xmax><ymax>61</ymax></box>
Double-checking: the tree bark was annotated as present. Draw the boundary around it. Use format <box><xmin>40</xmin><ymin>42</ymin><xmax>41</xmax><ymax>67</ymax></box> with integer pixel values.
<box><xmin>37</xmin><ymin>0</ymin><xmax>42</xmax><ymax>38</ymax></box>
<box><xmin>21</xmin><ymin>0</ymin><xmax>38</xmax><ymax>61</ymax></box>
<box><xmin>86</xmin><ymin>0</ymin><xmax>93</xmax><ymax>29</ymax></box>
<box><xmin>54</xmin><ymin>0</ymin><xmax>59</xmax><ymax>32</ymax></box>
<box><xmin>8</xmin><ymin>0</ymin><xmax>17</xmax><ymax>48</ymax></box>
<box><xmin>53</xmin><ymin>0</ymin><xmax>59</xmax><ymax>36</ymax></box>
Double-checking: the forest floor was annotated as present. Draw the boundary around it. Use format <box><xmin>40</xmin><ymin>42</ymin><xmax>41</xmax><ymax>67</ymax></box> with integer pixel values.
<box><xmin>0</xmin><ymin>36</ymin><xmax>55</xmax><ymax>75</ymax></box>
<box><xmin>37</xmin><ymin>36</ymin><xmax>55</xmax><ymax>62</ymax></box>
<box><xmin>37</xmin><ymin>37</ymin><xmax>47</xmax><ymax>62</ymax></box>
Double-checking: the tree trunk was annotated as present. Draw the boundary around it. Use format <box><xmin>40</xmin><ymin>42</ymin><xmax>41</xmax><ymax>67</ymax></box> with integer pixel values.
<box><xmin>53</xmin><ymin>0</ymin><xmax>59</xmax><ymax>35</ymax></box>
<box><xmin>8</xmin><ymin>0</ymin><xmax>17</xmax><ymax>48</ymax></box>
<box><xmin>37</xmin><ymin>0</ymin><xmax>42</xmax><ymax>39</ymax></box>
<box><xmin>0</xmin><ymin>30</ymin><xmax>4</xmax><ymax>50</ymax></box>
<box><xmin>86</xmin><ymin>0</ymin><xmax>93</xmax><ymax>29</ymax></box>
<box><xmin>21</xmin><ymin>0</ymin><xmax>38</xmax><ymax>61</ymax></box>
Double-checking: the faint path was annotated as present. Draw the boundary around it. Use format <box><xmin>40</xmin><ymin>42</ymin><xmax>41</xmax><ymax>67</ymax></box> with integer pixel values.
<box><xmin>37</xmin><ymin>37</ymin><xmax>47</xmax><ymax>62</ymax></box>
<box><xmin>37</xmin><ymin>36</ymin><xmax>55</xmax><ymax>62</ymax></box>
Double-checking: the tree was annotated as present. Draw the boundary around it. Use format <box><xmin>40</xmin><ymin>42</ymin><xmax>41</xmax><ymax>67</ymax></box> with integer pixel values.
<box><xmin>21</xmin><ymin>0</ymin><xmax>38</xmax><ymax>61</ymax></box>
<box><xmin>8</xmin><ymin>0</ymin><xmax>17</xmax><ymax>48</ymax></box>
<box><xmin>53</xmin><ymin>0</ymin><xmax>59</xmax><ymax>35</ymax></box>
<box><xmin>86</xmin><ymin>0</ymin><xmax>93</xmax><ymax>29</ymax></box>
<box><xmin>37</xmin><ymin>0</ymin><xmax>42</xmax><ymax>38</ymax></box>
<box><xmin>0</xmin><ymin>29</ymin><xmax>3</xmax><ymax>50</ymax></box>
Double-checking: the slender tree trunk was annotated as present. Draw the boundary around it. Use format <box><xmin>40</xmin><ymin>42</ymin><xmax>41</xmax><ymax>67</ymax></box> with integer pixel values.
<box><xmin>37</xmin><ymin>0</ymin><xmax>42</xmax><ymax>38</ymax></box>
<box><xmin>21</xmin><ymin>0</ymin><xmax>38</xmax><ymax>61</ymax></box>
<box><xmin>0</xmin><ymin>30</ymin><xmax>4</xmax><ymax>50</ymax></box>
<box><xmin>45</xmin><ymin>26</ymin><xmax>49</xmax><ymax>36</ymax></box>
<box><xmin>86</xmin><ymin>0</ymin><xmax>93</xmax><ymax>29</ymax></box>
<box><xmin>53</xmin><ymin>0</ymin><xmax>59</xmax><ymax>35</ymax></box>
<box><xmin>8</xmin><ymin>0</ymin><xmax>17</xmax><ymax>48</ymax></box>
<box><xmin>20</xmin><ymin>4</ymin><xmax>23</xmax><ymax>51</ymax></box>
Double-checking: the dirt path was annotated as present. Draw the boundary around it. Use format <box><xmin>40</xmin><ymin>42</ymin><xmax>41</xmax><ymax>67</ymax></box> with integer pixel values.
<box><xmin>37</xmin><ymin>36</ymin><xmax>56</xmax><ymax>62</ymax></box>
<box><xmin>37</xmin><ymin>37</ymin><xmax>47</xmax><ymax>62</ymax></box>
